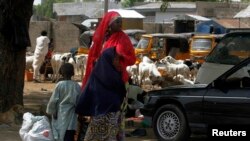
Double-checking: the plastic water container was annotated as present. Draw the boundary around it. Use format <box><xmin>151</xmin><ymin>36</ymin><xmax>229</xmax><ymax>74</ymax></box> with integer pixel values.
<box><xmin>25</xmin><ymin>70</ymin><xmax>33</xmax><ymax>81</ymax></box>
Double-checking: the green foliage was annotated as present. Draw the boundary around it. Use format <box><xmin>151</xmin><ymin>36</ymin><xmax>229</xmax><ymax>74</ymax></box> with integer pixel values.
<box><xmin>121</xmin><ymin>0</ymin><xmax>144</xmax><ymax>8</ymax></box>
<box><xmin>121</xmin><ymin>0</ymin><xmax>134</xmax><ymax>7</ymax></box>
<box><xmin>160</xmin><ymin>1</ymin><xmax>168</xmax><ymax>12</ymax></box>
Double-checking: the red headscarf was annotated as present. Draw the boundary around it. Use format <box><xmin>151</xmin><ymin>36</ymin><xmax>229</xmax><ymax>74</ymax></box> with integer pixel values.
<box><xmin>82</xmin><ymin>11</ymin><xmax>136</xmax><ymax>89</ymax></box>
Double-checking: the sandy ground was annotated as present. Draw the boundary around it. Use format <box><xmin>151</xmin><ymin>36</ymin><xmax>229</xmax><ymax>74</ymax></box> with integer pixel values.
<box><xmin>0</xmin><ymin>80</ymin><xmax>157</xmax><ymax>141</ymax></box>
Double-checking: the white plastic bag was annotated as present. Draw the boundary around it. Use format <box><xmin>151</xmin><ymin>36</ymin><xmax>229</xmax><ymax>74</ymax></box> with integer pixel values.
<box><xmin>19</xmin><ymin>112</ymin><xmax>54</xmax><ymax>141</ymax></box>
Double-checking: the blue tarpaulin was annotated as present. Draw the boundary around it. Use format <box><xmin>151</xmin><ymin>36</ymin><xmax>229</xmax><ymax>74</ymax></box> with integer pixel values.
<box><xmin>196</xmin><ymin>20</ymin><xmax>228</xmax><ymax>34</ymax></box>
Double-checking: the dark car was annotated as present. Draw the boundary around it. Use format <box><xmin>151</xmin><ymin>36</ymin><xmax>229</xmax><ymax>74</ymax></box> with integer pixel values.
<box><xmin>77</xmin><ymin>29</ymin><xmax>146</xmax><ymax>53</ymax></box>
<box><xmin>124</xmin><ymin>29</ymin><xmax>146</xmax><ymax>47</ymax></box>
<box><xmin>141</xmin><ymin>57</ymin><xmax>250</xmax><ymax>141</ymax></box>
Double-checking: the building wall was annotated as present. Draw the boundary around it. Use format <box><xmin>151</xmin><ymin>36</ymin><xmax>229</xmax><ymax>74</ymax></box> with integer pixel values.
<box><xmin>196</xmin><ymin>1</ymin><xmax>249</xmax><ymax>18</ymax></box>
<box><xmin>155</xmin><ymin>11</ymin><xmax>196</xmax><ymax>23</ymax></box>
<box><xmin>29</xmin><ymin>21</ymin><xmax>80</xmax><ymax>53</ymax></box>
<box><xmin>28</xmin><ymin>21</ymin><xmax>173</xmax><ymax>53</ymax></box>
<box><xmin>52</xmin><ymin>22</ymin><xmax>80</xmax><ymax>52</ymax></box>
<box><xmin>193</xmin><ymin>2</ymin><xmax>250</xmax><ymax>30</ymax></box>
<box><xmin>122</xmin><ymin>19</ymin><xmax>143</xmax><ymax>30</ymax></box>
<box><xmin>29</xmin><ymin>21</ymin><xmax>51</xmax><ymax>52</ymax></box>
<box><xmin>143</xmin><ymin>23</ymin><xmax>174</xmax><ymax>33</ymax></box>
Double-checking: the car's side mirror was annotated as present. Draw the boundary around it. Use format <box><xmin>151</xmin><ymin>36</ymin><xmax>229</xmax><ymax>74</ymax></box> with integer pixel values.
<box><xmin>241</xmin><ymin>77</ymin><xmax>250</xmax><ymax>87</ymax></box>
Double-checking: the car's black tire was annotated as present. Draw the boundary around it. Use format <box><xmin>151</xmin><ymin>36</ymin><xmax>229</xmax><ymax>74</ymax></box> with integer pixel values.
<box><xmin>153</xmin><ymin>104</ymin><xmax>190</xmax><ymax>141</ymax></box>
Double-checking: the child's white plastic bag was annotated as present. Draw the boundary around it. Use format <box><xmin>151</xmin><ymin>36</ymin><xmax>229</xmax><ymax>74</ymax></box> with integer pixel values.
<box><xmin>19</xmin><ymin>112</ymin><xmax>54</xmax><ymax>141</ymax></box>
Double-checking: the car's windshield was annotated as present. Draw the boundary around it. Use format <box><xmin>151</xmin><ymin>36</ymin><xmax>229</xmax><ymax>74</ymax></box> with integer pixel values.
<box><xmin>206</xmin><ymin>34</ymin><xmax>250</xmax><ymax>65</ymax></box>
<box><xmin>191</xmin><ymin>38</ymin><xmax>212</xmax><ymax>50</ymax></box>
<box><xmin>136</xmin><ymin>37</ymin><xmax>149</xmax><ymax>49</ymax></box>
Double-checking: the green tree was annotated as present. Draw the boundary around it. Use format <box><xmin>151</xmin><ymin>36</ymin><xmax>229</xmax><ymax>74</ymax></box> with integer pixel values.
<box><xmin>34</xmin><ymin>0</ymin><xmax>54</xmax><ymax>19</ymax></box>
<box><xmin>121</xmin><ymin>0</ymin><xmax>133</xmax><ymax>7</ymax></box>
<box><xmin>121</xmin><ymin>0</ymin><xmax>144</xmax><ymax>8</ymax></box>
<box><xmin>0</xmin><ymin>0</ymin><xmax>33</xmax><ymax>112</ymax></box>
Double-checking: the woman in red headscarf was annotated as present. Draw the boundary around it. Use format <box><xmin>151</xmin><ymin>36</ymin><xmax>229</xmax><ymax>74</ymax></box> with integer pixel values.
<box><xmin>76</xmin><ymin>11</ymin><xmax>136</xmax><ymax>140</ymax></box>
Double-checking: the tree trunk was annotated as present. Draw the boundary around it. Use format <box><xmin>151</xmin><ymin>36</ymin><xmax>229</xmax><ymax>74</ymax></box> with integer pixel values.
<box><xmin>0</xmin><ymin>0</ymin><xmax>34</xmax><ymax>112</ymax></box>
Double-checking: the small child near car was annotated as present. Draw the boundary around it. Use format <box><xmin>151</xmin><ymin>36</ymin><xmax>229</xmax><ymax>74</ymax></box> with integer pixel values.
<box><xmin>126</xmin><ymin>78</ymin><xmax>146</xmax><ymax>118</ymax></box>
<box><xmin>46</xmin><ymin>63</ymin><xmax>81</xmax><ymax>141</ymax></box>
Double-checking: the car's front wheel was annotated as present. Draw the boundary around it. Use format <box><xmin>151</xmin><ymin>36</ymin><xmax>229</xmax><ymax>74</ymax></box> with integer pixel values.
<box><xmin>153</xmin><ymin>104</ymin><xmax>190</xmax><ymax>141</ymax></box>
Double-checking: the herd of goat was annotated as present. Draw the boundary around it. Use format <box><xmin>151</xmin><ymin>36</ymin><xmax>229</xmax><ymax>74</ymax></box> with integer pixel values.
<box><xmin>25</xmin><ymin>52</ymin><xmax>201</xmax><ymax>89</ymax></box>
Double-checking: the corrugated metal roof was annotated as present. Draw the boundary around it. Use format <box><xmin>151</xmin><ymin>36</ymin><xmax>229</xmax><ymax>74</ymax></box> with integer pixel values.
<box><xmin>234</xmin><ymin>5</ymin><xmax>250</xmax><ymax>18</ymax></box>
<box><xmin>109</xmin><ymin>9</ymin><xmax>145</xmax><ymax>18</ymax></box>
<box><xmin>129</xmin><ymin>2</ymin><xmax>196</xmax><ymax>10</ymax></box>
<box><xmin>173</xmin><ymin>14</ymin><xmax>211</xmax><ymax>21</ymax></box>
<box><xmin>186</xmin><ymin>14</ymin><xmax>211</xmax><ymax>21</ymax></box>
<box><xmin>215</xmin><ymin>19</ymin><xmax>250</xmax><ymax>28</ymax></box>
<box><xmin>129</xmin><ymin>2</ymin><xmax>161</xmax><ymax>10</ymax></box>
<box><xmin>91</xmin><ymin>9</ymin><xmax>145</xmax><ymax>19</ymax></box>
<box><xmin>169</xmin><ymin>2</ymin><xmax>196</xmax><ymax>9</ymax></box>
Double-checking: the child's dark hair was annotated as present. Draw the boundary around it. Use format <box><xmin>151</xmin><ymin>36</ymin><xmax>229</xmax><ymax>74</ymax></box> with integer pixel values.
<box><xmin>41</xmin><ymin>30</ymin><xmax>47</xmax><ymax>36</ymax></box>
<box><xmin>59</xmin><ymin>63</ymin><xmax>74</xmax><ymax>78</ymax></box>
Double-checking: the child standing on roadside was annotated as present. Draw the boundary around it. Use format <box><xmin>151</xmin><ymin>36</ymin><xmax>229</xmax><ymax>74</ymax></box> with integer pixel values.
<box><xmin>46</xmin><ymin>63</ymin><xmax>81</xmax><ymax>141</ymax></box>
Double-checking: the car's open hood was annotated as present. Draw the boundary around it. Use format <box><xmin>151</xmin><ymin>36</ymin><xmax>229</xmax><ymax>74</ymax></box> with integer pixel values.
<box><xmin>148</xmin><ymin>84</ymin><xmax>208</xmax><ymax>93</ymax></box>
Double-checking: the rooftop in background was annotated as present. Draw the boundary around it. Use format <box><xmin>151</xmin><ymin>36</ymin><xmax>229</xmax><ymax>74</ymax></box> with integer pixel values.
<box><xmin>173</xmin><ymin>14</ymin><xmax>211</xmax><ymax>21</ymax></box>
<box><xmin>53</xmin><ymin>2</ymin><xmax>85</xmax><ymax>16</ymax></box>
<box><xmin>109</xmin><ymin>9</ymin><xmax>145</xmax><ymax>19</ymax></box>
<box><xmin>53</xmin><ymin>2</ymin><xmax>122</xmax><ymax>18</ymax></box>
<box><xmin>128</xmin><ymin>2</ymin><xmax>196</xmax><ymax>10</ymax></box>
<box><xmin>234</xmin><ymin>5</ymin><xmax>250</xmax><ymax>18</ymax></box>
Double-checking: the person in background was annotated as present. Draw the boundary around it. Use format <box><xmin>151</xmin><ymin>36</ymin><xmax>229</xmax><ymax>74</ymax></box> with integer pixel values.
<box><xmin>46</xmin><ymin>63</ymin><xmax>81</xmax><ymax>141</ymax></box>
<box><xmin>43</xmin><ymin>38</ymin><xmax>54</xmax><ymax>80</ymax></box>
<box><xmin>75</xmin><ymin>11</ymin><xmax>136</xmax><ymax>141</ymax></box>
<box><xmin>32</xmin><ymin>30</ymin><xmax>50</xmax><ymax>83</ymax></box>
<box><xmin>48</xmin><ymin>38</ymin><xmax>54</xmax><ymax>51</ymax></box>
<box><xmin>126</xmin><ymin>78</ymin><xmax>146</xmax><ymax>118</ymax></box>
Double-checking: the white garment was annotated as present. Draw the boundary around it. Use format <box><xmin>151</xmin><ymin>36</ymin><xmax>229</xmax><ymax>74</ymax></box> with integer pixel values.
<box><xmin>34</xmin><ymin>36</ymin><xmax>50</xmax><ymax>56</ymax></box>
<box><xmin>32</xmin><ymin>35</ymin><xmax>50</xmax><ymax>80</ymax></box>
<box><xmin>46</xmin><ymin>80</ymin><xmax>81</xmax><ymax>141</ymax></box>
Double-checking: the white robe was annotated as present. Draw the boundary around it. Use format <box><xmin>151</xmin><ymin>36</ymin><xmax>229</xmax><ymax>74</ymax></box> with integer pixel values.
<box><xmin>46</xmin><ymin>80</ymin><xmax>81</xmax><ymax>141</ymax></box>
<box><xmin>32</xmin><ymin>35</ymin><xmax>50</xmax><ymax>80</ymax></box>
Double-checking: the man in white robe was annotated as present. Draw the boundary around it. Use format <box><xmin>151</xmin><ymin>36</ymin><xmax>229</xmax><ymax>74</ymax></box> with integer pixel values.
<box><xmin>32</xmin><ymin>30</ymin><xmax>50</xmax><ymax>82</ymax></box>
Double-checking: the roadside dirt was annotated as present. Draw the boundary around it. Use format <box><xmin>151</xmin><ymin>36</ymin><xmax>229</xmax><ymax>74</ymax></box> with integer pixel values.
<box><xmin>0</xmin><ymin>80</ymin><xmax>157</xmax><ymax>141</ymax></box>
<box><xmin>0</xmin><ymin>80</ymin><xmax>55</xmax><ymax>141</ymax></box>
